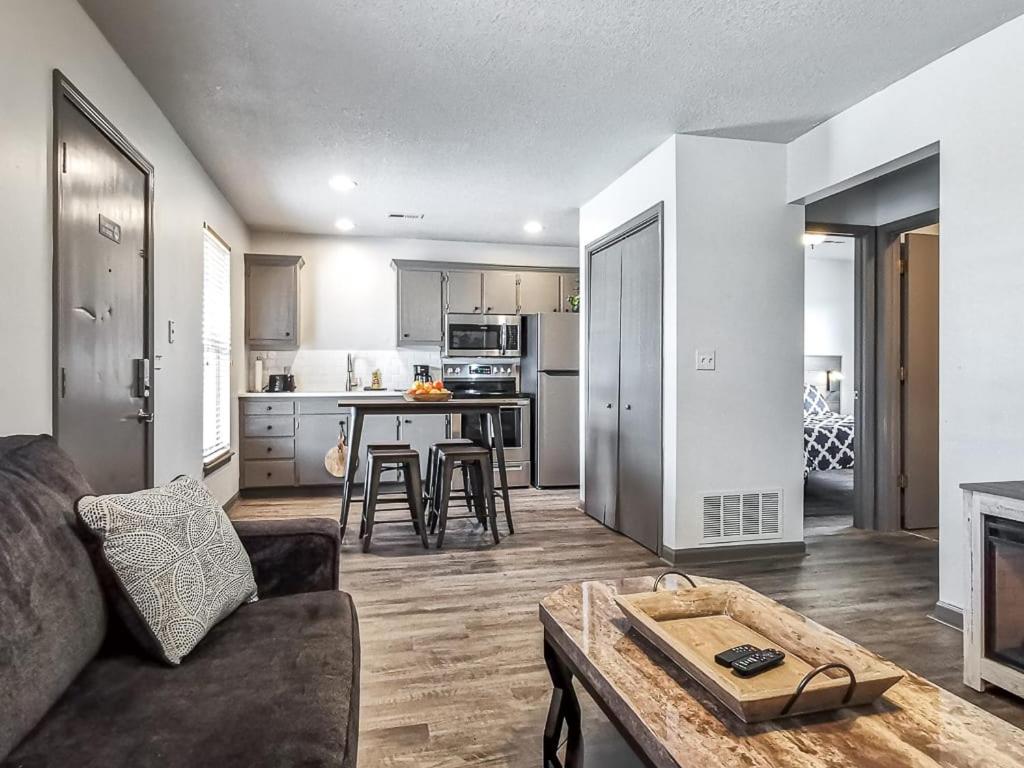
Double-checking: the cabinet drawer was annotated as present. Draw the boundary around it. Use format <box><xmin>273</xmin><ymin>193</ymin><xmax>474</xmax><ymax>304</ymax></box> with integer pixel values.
<box><xmin>243</xmin><ymin>437</ymin><xmax>295</xmax><ymax>460</ymax></box>
<box><xmin>244</xmin><ymin>415</ymin><xmax>295</xmax><ymax>437</ymax></box>
<box><xmin>243</xmin><ymin>399</ymin><xmax>295</xmax><ymax>415</ymax></box>
<box><xmin>297</xmin><ymin>398</ymin><xmax>355</xmax><ymax>415</ymax></box>
<box><xmin>244</xmin><ymin>460</ymin><xmax>296</xmax><ymax>488</ymax></box>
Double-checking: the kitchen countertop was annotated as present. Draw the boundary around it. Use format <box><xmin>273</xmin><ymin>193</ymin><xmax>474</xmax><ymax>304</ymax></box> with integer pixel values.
<box><xmin>960</xmin><ymin>480</ymin><xmax>1024</xmax><ymax>501</ymax></box>
<box><xmin>239</xmin><ymin>390</ymin><xmax>405</xmax><ymax>398</ymax></box>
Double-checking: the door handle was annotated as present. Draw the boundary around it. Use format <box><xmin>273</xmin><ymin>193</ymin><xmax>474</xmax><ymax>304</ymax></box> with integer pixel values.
<box><xmin>135</xmin><ymin>409</ymin><xmax>154</xmax><ymax>423</ymax></box>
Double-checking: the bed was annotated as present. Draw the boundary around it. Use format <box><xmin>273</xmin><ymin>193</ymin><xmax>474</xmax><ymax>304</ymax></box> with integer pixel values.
<box><xmin>803</xmin><ymin>384</ymin><xmax>854</xmax><ymax>476</ymax></box>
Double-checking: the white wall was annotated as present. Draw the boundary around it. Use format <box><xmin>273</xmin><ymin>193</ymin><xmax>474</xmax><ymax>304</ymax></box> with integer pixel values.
<box><xmin>580</xmin><ymin>135</ymin><xmax>804</xmax><ymax>553</ymax></box>
<box><xmin>673</xmin><ymin>135</ymin><xmax>805</xmax><ymax>550</ymax></box>
<box><xmin>804</xmin><ymin>241</ymin><xmax>856</xmax><ymax>415</ymax></box>
<box><xmin>249</xmin><ymin>232</ymin><xmax>578</xmax><ymax>351</ymax></box>
<box><xmin>788</xmin><ymin>15</ymin><xmax>1024</xmax><ymax>611</ymax></box>
<box><xmin>0</xmin><ymin>0</ymin><xmax>249</xmax><ymax>504</ymax></box>
<box><xmin>579</xmin><ymin>136</ymin><xmax>679</xmax><ymax>541</ymax></box>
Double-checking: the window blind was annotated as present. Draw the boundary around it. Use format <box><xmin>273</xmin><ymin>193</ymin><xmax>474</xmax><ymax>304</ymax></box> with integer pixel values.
<box><xmin>202</xmin><ymin>226</ymin><xmax>231</xmax><ymax>464</ymax></box>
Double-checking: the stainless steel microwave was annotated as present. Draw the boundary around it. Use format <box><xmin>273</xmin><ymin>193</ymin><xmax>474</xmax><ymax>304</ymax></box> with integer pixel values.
<box><xmin>445</xmin><ymin>313</ymin><xmax>521</xmax><ymax>358</ymax></box>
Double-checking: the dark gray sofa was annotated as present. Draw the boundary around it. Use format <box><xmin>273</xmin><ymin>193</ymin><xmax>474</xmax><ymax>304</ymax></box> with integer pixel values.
<box><xmin>0</xmin><ymin>435</ymin><xmax>359</xmax><ymax>768</ymax></box>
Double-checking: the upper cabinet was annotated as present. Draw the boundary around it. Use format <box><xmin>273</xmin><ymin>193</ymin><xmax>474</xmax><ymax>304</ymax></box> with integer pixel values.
<box><xmin>517</xmin><ymin>271</ymin><xmax>561</xmax><ymax>314</ymax></box>
<box><xmin>393</xmin><ymin>260</ymin><xmax>579</xmax><ymax>347</ymax></box>
<box><xmin>482</xmin><ymin>270</ymin><xmax>518</xmax><ymax>314</ymax></box>
<box><xmin>446</xmin><ymin>270</ymin><xmax>483</xmax><ymax>314</ymax></box>
<box><xmin>245</xmin><ymin>254</ymin><xmax>303</xmax><ymax>350</ymax></box>
<box><xmin>398</xmin><ymin>269</ymin><xmax>444</xmax><ymax>344</ymax></box>
<box><xmin>560</xmin><ymin>272</ymin><xmax>580</xmax><ymax>313</ymax></box>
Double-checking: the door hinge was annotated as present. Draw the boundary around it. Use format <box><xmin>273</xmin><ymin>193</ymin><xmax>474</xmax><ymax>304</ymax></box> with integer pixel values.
<box><xmin>61</xmin><ymin>142</ymin><xmax>68</xmax><ymax>173</ymax></box>
<box><xmin>899</xmin><ymin>365</ymin><xmax>906</xmax><ymax>382</ymax></box>
<box><xmin>898</xmin><ymin>473</ymin><xmax>908</xmax><ymax>489</ymax></box>
<box><xmin>898</xmin><ymin>256</ymin><xmax>907</xmax><ymax>275</ymax></box>
<box><xmin>60</xmin><ymin>367</ymin><xmax>67</xmax><ymax>398</ymax></box>
<box><xmin>138</xmin><ymin>248</ymin><xmax>145</xmax><ymax>259</ymax></box>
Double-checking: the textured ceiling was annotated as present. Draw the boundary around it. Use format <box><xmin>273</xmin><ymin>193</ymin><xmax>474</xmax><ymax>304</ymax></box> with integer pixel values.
<box><xmin>79</xmin><ymin>0</ymin><xmax>1024</xmax><ymax>246</ymax></box>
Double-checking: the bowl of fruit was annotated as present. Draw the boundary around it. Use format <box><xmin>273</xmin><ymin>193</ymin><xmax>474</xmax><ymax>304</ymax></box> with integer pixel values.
<box><xmin>404</xmin><ymin>379</ymin><xmax>452</xmax><ymax>402</ymax></box>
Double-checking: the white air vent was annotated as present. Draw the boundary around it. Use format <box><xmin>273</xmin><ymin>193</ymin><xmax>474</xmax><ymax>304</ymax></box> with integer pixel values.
<box><xmin>387</xmin><ymin>212</ymin><xmax>424</xmax><ymax>220</ymax></box>
<box><xmin>700</xmin><ymin>490</ymin><xmax>782</xmax><ymax>543</ymax></box>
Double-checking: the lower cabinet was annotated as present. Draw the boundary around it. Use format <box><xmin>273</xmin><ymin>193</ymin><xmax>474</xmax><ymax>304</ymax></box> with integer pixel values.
<box><xmin>399</xmin><ymin>414</ymin><xmax>449</xmax><ymax>478</ymax></box>
<box><xmin>295</xmin><ymin>413</ymin><xmax>348</xmax><ymax>486</ymax></box>
<box><xmin>240</xmin><ymin>399</ymin><xmax>447</xmax><ymax>489</ymax></box>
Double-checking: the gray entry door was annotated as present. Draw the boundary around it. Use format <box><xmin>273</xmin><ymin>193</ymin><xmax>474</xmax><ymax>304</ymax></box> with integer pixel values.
<box><xmin>615</xmin><ymin>220</ymin><xmax>663</xmax><ymax>552</ymax></box>
<box><xmin>901</xmin><ymin>233</ymin><xmax>940</xmax><ymax>529</ymax></box>
<box><xmin>55</xmin><ymin>90</ymin><xmax>151</xmax><ymax>494</ymax></box>
<box><xmin>585</xmin><ymin>243</ymin><xmax>622</xmax><ymax>526</ymax></box>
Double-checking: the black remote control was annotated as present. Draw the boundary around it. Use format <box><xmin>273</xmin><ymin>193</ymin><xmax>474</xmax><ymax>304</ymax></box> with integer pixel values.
<box><xmin>731</xmin><ymin>649</ymin><xmax>786</xmax><ymax>677</ymax></box>
<box><xmin>714</xmin><ymin>644</ymin><xmax>760</xmax><ymax>667</ymax></box>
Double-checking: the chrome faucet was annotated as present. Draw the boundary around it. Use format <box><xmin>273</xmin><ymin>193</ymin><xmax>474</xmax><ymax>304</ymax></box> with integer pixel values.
<box><xmin>346</xmin><ymin>353</ymin><xmax>357</xmax><ymax>392</ymax></box>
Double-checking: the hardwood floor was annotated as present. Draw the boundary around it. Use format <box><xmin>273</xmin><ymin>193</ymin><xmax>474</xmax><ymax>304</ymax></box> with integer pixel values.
<box><xmin>231</xmin><ymin>488</ymin><xmax>1024</xmax><ymax>767</ymax></box>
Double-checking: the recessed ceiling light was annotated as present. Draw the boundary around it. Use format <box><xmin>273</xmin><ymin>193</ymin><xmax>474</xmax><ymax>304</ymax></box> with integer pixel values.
<box><xmin>524</xmin><ymin>220</ymin><xmax>543</xmax><ymax>234</ymax></box>
<box><xmin>334</xmin><ymin>218</ymin><xmax>355</xmax><ymax>232</ymax></box>
<box><xmin>328</xmin><ymin>175</ymin><xmax>358</xmax><ymax>192</ymax></box>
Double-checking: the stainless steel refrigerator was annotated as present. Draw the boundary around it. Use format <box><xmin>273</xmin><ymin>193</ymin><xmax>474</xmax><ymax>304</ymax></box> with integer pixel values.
<box><xmin>521</xmin><ymin>313</ymin><xmax>580</xmax><ymax>487</ymax></box>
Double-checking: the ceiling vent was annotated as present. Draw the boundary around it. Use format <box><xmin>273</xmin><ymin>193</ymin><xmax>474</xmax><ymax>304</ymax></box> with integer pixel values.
<box><xmin>701</xmin><ymin>490</ymin><xmax>782</xmax><ymax>543</ymax></box>
<box><xmin>388</xmin><ymin>213</ymin><xmax>424</xmax><ymax>220</ymax></box>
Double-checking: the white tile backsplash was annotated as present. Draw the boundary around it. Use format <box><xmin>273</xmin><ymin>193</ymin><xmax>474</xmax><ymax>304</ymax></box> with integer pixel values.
<box><xmin>248</xmin><ymin>348</ymin><xmax>442</xmax><ymax>392</ymax></box>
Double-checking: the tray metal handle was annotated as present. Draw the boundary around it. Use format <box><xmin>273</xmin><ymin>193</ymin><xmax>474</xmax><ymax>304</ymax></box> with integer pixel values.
<box><xmin>652</xmin><ymin>569</ymin><xmax>697</xmax><ymax>591</ymax></box>
<box><xmin>780</xmin><ymin>662</ymin><xmax>857</xmax><ymax>716</ymax></box>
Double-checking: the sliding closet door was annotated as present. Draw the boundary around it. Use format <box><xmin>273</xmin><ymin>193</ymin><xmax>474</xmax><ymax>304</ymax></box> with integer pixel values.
<box><xmin>616</xmin><ymin>220</ymin><xmax>662</xmax><ymax>552</ymax></box>
<box><xmin>585</xmin><ymin>243</ymin><xmax>622</xmax><ymax>526</ymax></box>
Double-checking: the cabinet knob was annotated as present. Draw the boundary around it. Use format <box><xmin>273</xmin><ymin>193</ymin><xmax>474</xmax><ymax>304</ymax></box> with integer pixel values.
<box><xmin>266</xmin><ymin>472</ymin><xmax>272</xmax><ymax>478</ymax></box>
<box><xmin>473</xmin><ymin>306</ymin><xmax>480</xmax><ymax>312</ymax></box>
<box><xmin>266</xmin><ymin>447</ymin><xmax>272</xmax><ymax>453</ymax></box>
<box><xmin>606</xmin><ymin>403</ymin><xmax>613</xmax><ymax>409</ymax></box>
<box><xmin>625</xmin><ymin>404</ymin><xmax>632</xmax><ymax>410</ymax></box>
<box><xmin>403</xmin><ymin>333</ymin><xmax>410</xmax><ymax>338</ymax></box>
<box><xmin>285</xmin><ymin>332</ymin><xmax>291</xmax><ymax>337</ymax></box>
<box><xmin>266</xmin><ymin>425</ymin><xmax>273</xmax><ymax>431</ymax></box>
<box><xmin>486</xmin><ymin>306</ymin><xmax>492</xmax><ymax>312</ymax></box>
<box><xmin>266</xmin><ymin>405</ymin><xmax>272</xmax><ymax>411</ymax></box>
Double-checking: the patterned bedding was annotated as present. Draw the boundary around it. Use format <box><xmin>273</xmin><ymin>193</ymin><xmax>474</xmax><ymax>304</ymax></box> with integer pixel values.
<box><xmin>803</xmin><ymin>384</ymin><xmax>854</xmax><ymax>475</ymax></box>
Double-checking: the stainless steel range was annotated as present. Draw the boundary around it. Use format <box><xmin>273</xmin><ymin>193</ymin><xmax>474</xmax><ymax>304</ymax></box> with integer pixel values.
<box><xmin>442</xmin><ymin>360</ymin><xmax>531</xmax><ymax>488</ymax></box>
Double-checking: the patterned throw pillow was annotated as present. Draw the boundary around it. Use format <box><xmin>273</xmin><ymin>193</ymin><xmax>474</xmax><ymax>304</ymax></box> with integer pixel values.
<box><xmin>76</xmin><ymin>475</ymin><xmax>257</xmax><ymax>665</ymax></box>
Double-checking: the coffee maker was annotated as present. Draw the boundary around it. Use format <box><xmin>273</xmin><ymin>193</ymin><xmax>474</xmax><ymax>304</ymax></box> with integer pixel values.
<box><xmin>413</xmin><ymin>364</ymin><xmax>431</xmax><ymax>384</ymax></box>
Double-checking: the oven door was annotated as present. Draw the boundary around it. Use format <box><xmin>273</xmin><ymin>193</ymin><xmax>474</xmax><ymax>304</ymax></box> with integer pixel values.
<box><xmin>446</xmin><ymin>314</ymin><xmax>518</xmax><ymax>358</ymax></box>
<box><xmin>450</xmin><ymin>401</ymin><xmax>529</xmax><ymax>463</ymax></box>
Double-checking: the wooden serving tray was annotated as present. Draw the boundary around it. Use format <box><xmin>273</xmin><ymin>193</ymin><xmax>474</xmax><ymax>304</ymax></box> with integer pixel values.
<box><xmin>615</xmin><ymin>579</ymin><xmax>903</xmax><ymax>722</ymax></box>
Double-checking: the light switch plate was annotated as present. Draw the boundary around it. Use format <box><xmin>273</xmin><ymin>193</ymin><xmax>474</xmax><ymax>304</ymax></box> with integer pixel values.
<box><xmin>696</xmin><ymin>349</ymin><xmax>716</xmax><ymax>371</ymax></box>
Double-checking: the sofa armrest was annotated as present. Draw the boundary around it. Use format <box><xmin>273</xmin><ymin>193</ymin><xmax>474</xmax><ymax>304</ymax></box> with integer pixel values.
<box><xmin>232</xmin><ymin>517</ymin><xmax>341</xmax><ymax>597</ymax></box>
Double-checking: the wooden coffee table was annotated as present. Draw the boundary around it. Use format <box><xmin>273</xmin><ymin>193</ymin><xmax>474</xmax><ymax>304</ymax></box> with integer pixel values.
<box><xmin>539</xmin><ymin>576</ymin><xmax>1024</xmax><ymax>768</ymax></box>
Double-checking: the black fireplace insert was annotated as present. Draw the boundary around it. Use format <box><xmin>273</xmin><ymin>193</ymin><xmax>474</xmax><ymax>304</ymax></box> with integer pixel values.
<box><xmin>984</xmin><ymin>517</ymin><xmax>1024</xmax><ymax>672</ymax></box>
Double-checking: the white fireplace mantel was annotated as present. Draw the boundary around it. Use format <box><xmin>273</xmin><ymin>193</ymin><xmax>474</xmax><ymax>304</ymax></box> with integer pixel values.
<box><xmin>963</xmin><ymin>481</ymin><xmax>1024</xmax><ymax>698</ymax></box>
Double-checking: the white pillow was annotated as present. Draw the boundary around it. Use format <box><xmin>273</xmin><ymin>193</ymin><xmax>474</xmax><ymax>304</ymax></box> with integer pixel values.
<box><xmin>77</xmin><ymin>475</ymin><xmax>257</xmax><ymax>665</ymax></box>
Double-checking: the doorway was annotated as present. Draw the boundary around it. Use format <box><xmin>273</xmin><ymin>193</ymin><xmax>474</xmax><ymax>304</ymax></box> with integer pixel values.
<box><xmin>53</xmin><ymin>72</ymin><xmax>154</xmax><ymax>494</ymax></box>
<box><xmin>802</xmin><ymin>233</ymin><xmax>857</xmax><ymax>529</ymax></box>
<box><xmin>583</xmin><ymin>204</ymin><xmax>663</xmax><ymax>554</ymax></box>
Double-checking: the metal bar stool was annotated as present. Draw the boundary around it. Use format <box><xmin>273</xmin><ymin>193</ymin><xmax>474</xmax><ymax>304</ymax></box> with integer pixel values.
<box><xmin>361</xmin><ymin>445</ymin><xmax>428</xmax><ymax>552</ymax></box>
<box><xmin>433</xmin><ymin>443</ymin><xmax>499</xmax><ymax>549</ymax></box>
<box><xmin>425</xmin><ymin>439</ymin><xmax>485</xmax><ymax>533</ymax></box>
<box><xmin>357</xmin><ymin>441</ymin><xmax>411</xmax><ymax>539</ymax></box>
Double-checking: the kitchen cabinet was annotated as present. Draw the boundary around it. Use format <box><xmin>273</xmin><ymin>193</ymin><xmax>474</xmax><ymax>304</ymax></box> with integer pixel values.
<box><xmin>245</xmin><ymin>254</ymin><xmax>303</xmax><ymax>350</ymax></box>
<box><xmin>295</xmin><ymin>413</ymin><xmax>348</xmax><ymax>486</ymax></box>
<box><xmin>517</xmin><ymin>271</ymin><xmax>561</xmax><ymax>314</ymax></box>
<box><xmin>482</xmin><ymin>270</ymin><xmax>518</xmax><ymax>314</ymax></box>
<box><xmin>399</xmin><ymin>413</ymin><xmax>448</xmax><ymax>477</ymax></box>
<box><xmin>560</xmin><ymin>272</ymin><xmax>580</xmax><ymax>313</ymax></box>
<box><xmin>446</xmin><ymin>270</ymin><xmax>483</xmax><ymax>313</ymax></box>
<box><xmin>398</xmin><ymin>269</ymin><xmax>443</xmax><ymax>344</ymax></box>
<box><xmin>584</xmin><ymin>217</ymin><xmax>662</xmax><ymax>553</ymax></box>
